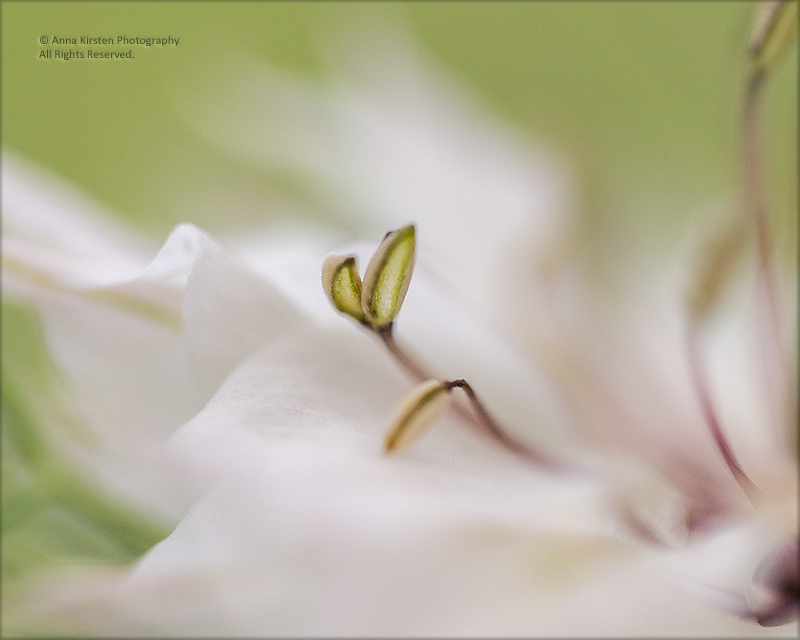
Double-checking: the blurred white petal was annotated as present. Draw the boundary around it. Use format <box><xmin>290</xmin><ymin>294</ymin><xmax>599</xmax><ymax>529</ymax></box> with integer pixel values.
<box><xmin>8</xmin><ymin>325</ymin><xmax>790</xmax><ymax>636</ymax></box>
<box><xmin>2</xmin><ymin>153</ymin><xmax>307</xmax><ymax>520</ymax></box>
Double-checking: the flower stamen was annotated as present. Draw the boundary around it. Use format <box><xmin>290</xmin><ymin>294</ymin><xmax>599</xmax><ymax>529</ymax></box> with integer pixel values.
<box><xmin>686</xmin><ymin>325</ymin><xmax>763</xmax><ymax>502</ymax></box>
<box><xmin>324</xmin><ymin>226</ymin><xmax>579</xmax><ymax>475</ymax></box>
<box><xmin>444</xmin><ymin>379</ymin><xmax>568</xmax><ymax>472</ymax></box>
<box><xmin>742</xmin><ymin>0</ymin><xmax>797</xmax><ymax>448</ymax></box>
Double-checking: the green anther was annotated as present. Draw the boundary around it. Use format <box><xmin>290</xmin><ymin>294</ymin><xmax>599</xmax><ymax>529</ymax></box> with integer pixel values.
<box><xmin>322</xmin><ymin>254</ymin><xmax>366</xmax><ymax>323</ymax></box>
<box><xmin>362</xmin><ymin>224</ymin><xmax>416</xmax><ymax>328</ymax></box>
<box><xmin>384</xmin><ymin>379</ymin><xmax>451</xmax><ymax>453</ymax></box>
<box><xmin>749</xmin><ymin>0</ymin><xmax>798</xmax><ymax>71</ymax></box>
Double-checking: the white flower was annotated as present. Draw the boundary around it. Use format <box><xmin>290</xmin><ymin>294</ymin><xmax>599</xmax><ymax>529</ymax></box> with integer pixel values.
<box><xmin>2</xmin><ymin>21</ymin><xmax>796</xmax><ymax>637</ymax></box>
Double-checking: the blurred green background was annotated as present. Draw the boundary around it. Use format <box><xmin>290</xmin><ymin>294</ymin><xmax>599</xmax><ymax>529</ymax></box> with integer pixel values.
<box><xmin>2</xmin><ymin>1</ymin><xmax>797</xmax><ymax>260</ymax></box>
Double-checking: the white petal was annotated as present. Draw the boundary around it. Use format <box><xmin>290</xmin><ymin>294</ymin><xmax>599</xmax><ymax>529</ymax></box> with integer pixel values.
<box><xmin>2</xmin><ymin>159</ymin><xmax>310</xmax><ymax>518</ymax></box>
<box><xmin>180</xmin><ymin>227</ymin><xmax>307</xmax><ymax>397</ymax></box>
<box><xmin>13</xmin><ymin>324</ymin><xmax>792</xmax><ymax>636</ymax></box>
<box><xmin>2</xmin><ymin>151</ymin><xmax>153</xmax><ymax>291</ymax></box>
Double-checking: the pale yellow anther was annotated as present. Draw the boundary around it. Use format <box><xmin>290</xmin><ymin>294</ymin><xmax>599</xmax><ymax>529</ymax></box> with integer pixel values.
<box><xmin>687</xmin><ymin>218</ymin><xmax>748</xmax><ymax>322</ymax></box>
<box><xmin>749</xmin><ymin>0</ymin><xmax>798</xmax><ymax>71</ymax></box>
<box><xmin>322</xmin><ymin>254</ymin><xmax>366</xmax><ymax>323</ymax></box>
<box><xmin>362</xmin><ymin>224</ymin><xmax>416</xmax><ymax>328</ymax></box>
<box><xmin>384</xmin><ymin>379</ymin><xmax>452</xmax><ymax>453</ymax></box>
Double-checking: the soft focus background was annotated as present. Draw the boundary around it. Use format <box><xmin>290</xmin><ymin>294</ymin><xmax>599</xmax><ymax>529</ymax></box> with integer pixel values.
<box><xmin>3</xmin><ymin>2</ymin><xmax>797</xmax><ymax>257</ymax></box>
<box><xmin>2</xmin><ymin>1</ymin><xmax>797</xmax><ymax>632</ymax></box>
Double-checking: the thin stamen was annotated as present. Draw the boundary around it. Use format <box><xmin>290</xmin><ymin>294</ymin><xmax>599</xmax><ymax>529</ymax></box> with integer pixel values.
<box><xmin>377</xmin><ymin>325</ymin><xmax>430</xmax><ymax>383</ymax></box>
<box><xmin>743</xmin><ymin>66</ymin><xmax>793</xmax><ymax>441</ymax></box>
<box><xmin>376</xmin><ymin>323</ymin><xmax>494</xmax><ymax>431</ymax></box>
<box><xmin>744</xmin><ymin>69</ymin><xmax>769</xmax><ymax>271</ymax></box>
<box><xmin>376</xmin><ymin>325</ymin><xmax>577</xmax><ymax>474</ymax></box>
<box><xmin>686</xmin><ymin>326</ymin><xmax>762</xmax><ymax>501</ymax></box>
<box><xmin>446</xmin><ymin>379</ymin><xmax>574</xmax><ymax>474</ymax></box>
<box><xmin>376</xmin><ymin>325</ymin><xmax>488</xmax><ymax>426</ymax></box>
